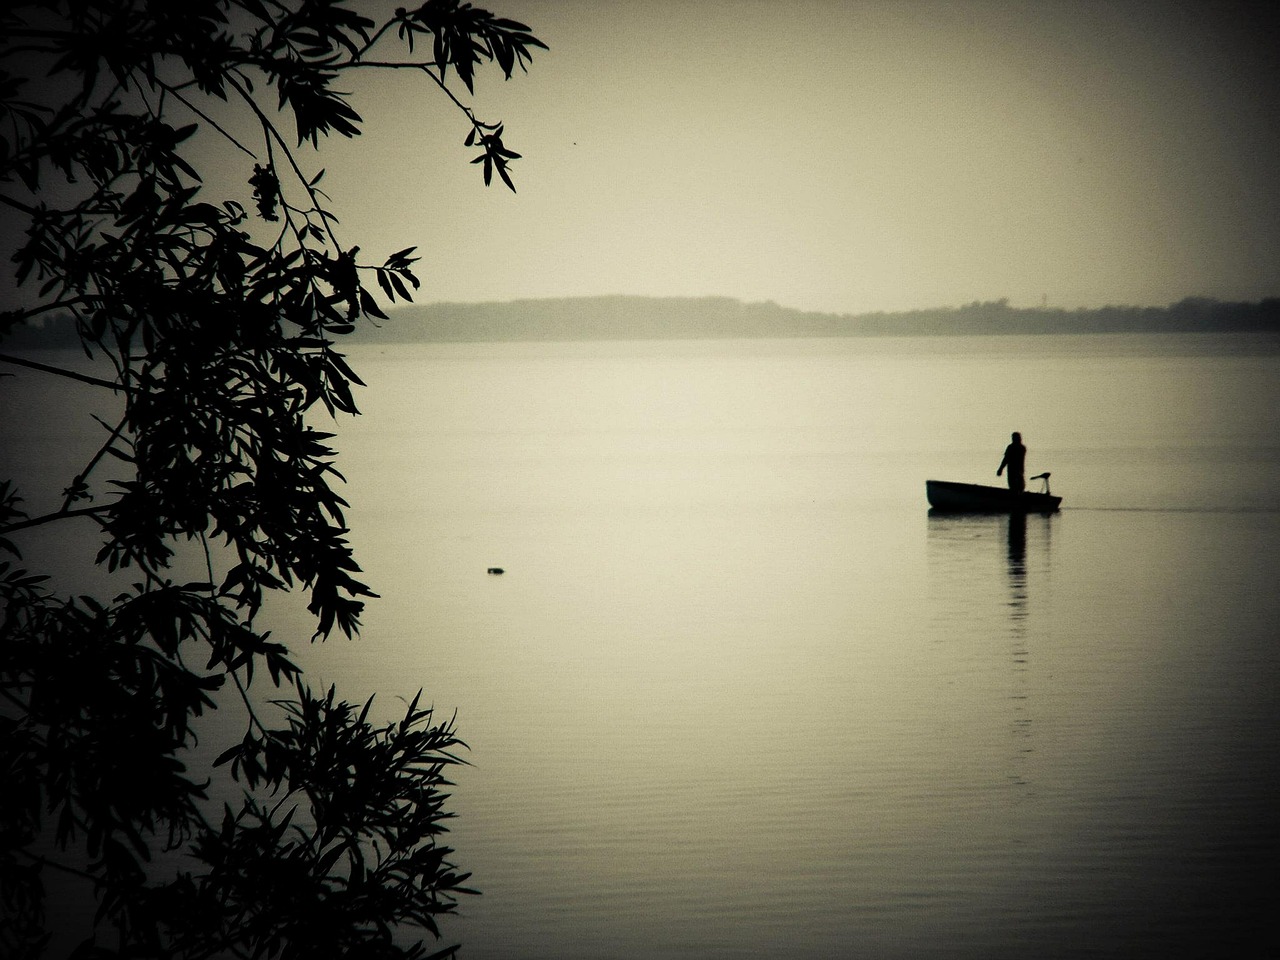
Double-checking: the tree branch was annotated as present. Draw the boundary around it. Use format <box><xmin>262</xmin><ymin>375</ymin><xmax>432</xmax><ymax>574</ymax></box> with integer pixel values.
<box><xmin>0</xmin><ymin>192</ymin><xmax>40</xmax><ymax>216</ymax></box>
<box><xmin>155</xmin><ymin>77</ymin><xmax>259</xmax><ymax>161</ymax></box>
<box><xmin>0</xmin><ymin>351</ymin><xmax>133</xmax><ymax>394</ymax></box>
<box><xmin>59</xmin><ymin>413</ymin><xmax>130</xmax><ymax>514</ymax></box>
<box><xmin>223</xmin><ymin>71</ymin><xmax>344</xmax><ymax>253</ymax></box>
<box><xmin>0</xmin><ymin>297</ymin><xmax>90</xmax><ymax>323</ymax></box>
<box><xmin>0</xmin><ymin>504</ymin><xmax>110</xmax><ymax>537</ymax></box>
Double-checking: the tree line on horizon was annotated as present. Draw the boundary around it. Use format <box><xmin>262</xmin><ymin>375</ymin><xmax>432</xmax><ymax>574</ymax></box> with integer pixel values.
<box><xmin>13</xmin><ymin>294</ymin><xmax>1276</xmax><ymax>347</ymax></box>
<box><xmin>319</xmin><ymin>293</ymin><xmax>1280</xmax><ymax>341</ymax></box>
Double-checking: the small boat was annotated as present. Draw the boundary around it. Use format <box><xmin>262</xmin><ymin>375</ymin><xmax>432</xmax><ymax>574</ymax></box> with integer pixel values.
<box><xmin>926</xmin><ymin>477</ymin><xmax>1062</xmax><ymax>514</ymax></box>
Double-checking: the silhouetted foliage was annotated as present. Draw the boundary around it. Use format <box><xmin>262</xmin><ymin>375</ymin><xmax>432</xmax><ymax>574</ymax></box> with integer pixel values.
<box><xmin>0</xmin><ymin>2</ymin><xmax>545</xmax><ymax>956</ymax></box>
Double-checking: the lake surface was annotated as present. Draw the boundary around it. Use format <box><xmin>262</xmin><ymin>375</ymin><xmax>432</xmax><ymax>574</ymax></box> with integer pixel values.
<box><xmin>298</xmin><ymin>334</ymin><xmax>1280</xmax><ymax>959</ymax></box>
<box><xmin>5</xmin><ymin>334</ymin><xmax>1279</xmax><ymax>957</ymax></box>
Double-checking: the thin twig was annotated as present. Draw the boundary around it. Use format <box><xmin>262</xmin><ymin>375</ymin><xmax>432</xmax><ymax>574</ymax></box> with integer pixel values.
<box><xmin>0</xmin><ymin>297</ymin><xmax>90</xmax><ymax>323</ymax></box>
<box><xmin>0</xmin><ymin>351</ymin><xmax>132</xmax><ymax>393</ymax></box>
<box><xmin>13</xmin><ymin>849</ymin><xmax>100</xmax><ymax>882</ymax></box>
<box><xmin>155</xmin><ymin>77</ymin><xmax>259</xmax><ymax>161</ymax></box>
<box><xmin>222</xmin><ymin>71</ymin><xmax>343</xmax><ymax>252</ymax></box>
<box><xmin>58</xmin><ymin>413</ymin><xmax>130</xmax><ymax>514</ymax></box>
<box><xmin>0</xmin><ymin>193</ymin><xmax>40</xmax><ymax>216</ymax></box>
<box><xmin>0</xmin><ymin>504</ymin><xmax>110</xmax><ymax>537</ymax></box>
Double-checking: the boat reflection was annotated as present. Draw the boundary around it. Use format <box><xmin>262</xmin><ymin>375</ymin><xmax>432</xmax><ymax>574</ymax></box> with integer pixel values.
<box><xmin>1006</xmin><ymin>511</ymin><xmax>1027</xmax><ymax>620</ymax></box>
<box><xmin>926</xmin><ymin>510</ymin><xmax>1055</xmax><ymax>793</ymax></box>
<box><xmin>1002</xmin><ymin>511</ymin><xmax>1032</xmax><ymax>790</ymax></box>
<box><xmin>924</xmin><ymin>509</ymin><xmax>1053</xmax><ymax>619</ymax></box>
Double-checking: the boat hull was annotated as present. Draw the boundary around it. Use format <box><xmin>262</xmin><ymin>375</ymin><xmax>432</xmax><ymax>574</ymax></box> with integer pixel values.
<box><xmin>926</xmin><ymin>479</ymin><xmax>1062</xmax><ymax>513</ymax></box>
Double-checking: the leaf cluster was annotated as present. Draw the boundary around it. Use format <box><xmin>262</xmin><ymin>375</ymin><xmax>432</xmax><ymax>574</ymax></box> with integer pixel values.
<box><xmin>393</xmin><ymin>1</ymin><xmax>546</xmax><ymax>93</ymax></box>
<box><xmin>0</xmin><ymin>0</ymin><xmax>543</xmax><ymax>955</ymax></box>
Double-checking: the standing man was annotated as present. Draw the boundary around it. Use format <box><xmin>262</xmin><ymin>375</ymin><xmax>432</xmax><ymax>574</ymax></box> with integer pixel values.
<box><xmin>997</xmin><ymin>431</ymin><xmax>1027</xmax><ymax>492</ymax></box>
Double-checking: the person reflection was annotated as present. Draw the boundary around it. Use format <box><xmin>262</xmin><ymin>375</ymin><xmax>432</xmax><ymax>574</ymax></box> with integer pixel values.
<box><xmin>996</xmin><ymin>431</ymin><xmax>1027</xmax><ymax>492</ymax></box>
<box><xmin>1005</xmin><ymin>511</ymin><xmax>1027</xmax><ymax>619</ymax></box>
<box><xmin>1007</xmin><ymin>510</ymin><xmax>1026</xmax><ymax>570</ymax></box>
<box><xmin>1004</xmin><ymin>511</ymin><xmax>1032</xmax><ymax>790</ymax></box>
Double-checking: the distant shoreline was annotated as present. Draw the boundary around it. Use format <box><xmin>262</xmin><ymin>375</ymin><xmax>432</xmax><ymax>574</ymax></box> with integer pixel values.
<box><xmin>352</xmin><ymin>294</ymin><xmax>1280</xmax><ymax>343</ymax></box>
<box><xmin>6</xmin><ymin>294</ymin><xmax>1278</xmax><ymax>348</ymax></box>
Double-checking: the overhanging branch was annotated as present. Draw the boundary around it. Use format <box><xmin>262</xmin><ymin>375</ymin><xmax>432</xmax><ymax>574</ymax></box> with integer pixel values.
<box><xmin>0</xmin><ymin>504</ymin><xmax>110</xmax><ymax>537</ymax></box>
<box><xmin>0</xmin><ymin>351</ymin><xmax>133</xmax><ymax>394</ymax></box>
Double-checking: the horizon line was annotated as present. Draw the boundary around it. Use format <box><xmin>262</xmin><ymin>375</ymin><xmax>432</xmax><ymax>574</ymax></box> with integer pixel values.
<box><xmin>393</xmin><ymin>292</ymin><xmax>1280</xmax><ymax>316</ymax></box>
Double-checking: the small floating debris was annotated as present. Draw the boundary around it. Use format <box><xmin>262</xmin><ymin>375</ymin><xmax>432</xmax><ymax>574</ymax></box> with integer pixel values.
<box><xmin>487</xmin><ymin>567</ymin><xmax>505</xmax><ymax>575</ymax></box>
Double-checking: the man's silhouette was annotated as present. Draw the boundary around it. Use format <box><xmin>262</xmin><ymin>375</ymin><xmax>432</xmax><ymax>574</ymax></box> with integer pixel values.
<box><xmin>997</xmin><ymin>431</ymin><xmax>1026</xmax><ymax>492</ymax></box>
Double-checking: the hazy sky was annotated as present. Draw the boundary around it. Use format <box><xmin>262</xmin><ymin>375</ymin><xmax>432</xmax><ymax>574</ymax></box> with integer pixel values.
<box><xmin>306</xmin><ymin>1</ymin><xmax>1279</xmax><ymax>314</ymax></box>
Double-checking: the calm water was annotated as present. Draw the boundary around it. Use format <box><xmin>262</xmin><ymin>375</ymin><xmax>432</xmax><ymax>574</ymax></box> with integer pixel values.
<box><xmin>5</xmin><ymin>334</ymin><xmax>1279</xmax><ymax>957</ymax></box>
<box><xmin>300</xmin><ymin>334</ymin><xmax>1280</xmax><ymax>959</ymax></box>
